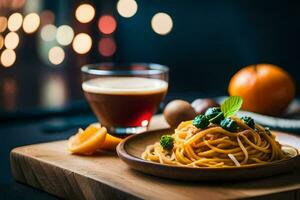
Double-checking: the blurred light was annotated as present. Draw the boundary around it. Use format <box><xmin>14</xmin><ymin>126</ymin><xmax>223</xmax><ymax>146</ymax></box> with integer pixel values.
<box><xmin>117</xmin><ymin>0</ymin><xmax>138</xmax><ymax>18</ymax></box>
<box><xmin>10</xmin><ymin>0</ymin><xmax>26</xmax><ymax>10</ymax></box>
<box><xmin>98</xmin><ymin>15</ymin><xmax>117</xmax><ymax>34</ymax></box>
<box><xmin>3</xmin><ymin>77</ymin><xmax>17</xmax><ymax>111</ymax></box>
<box><xmin>56</xmin><ymin>25</ymin><xmax>74</xmax><ymax>46</ymax></box>
<box><xmin>4</xmin><ymin>32</ymin><xmax>19</xmax><ymax>49</ymax></box>
<box><xmin>41</xmin><ymin>24</ymin><xmax>56</xmax><ymax>41</ymax></box>
<box><xmin>8</xmin><ymin>13</ymin><xmax>23</xmax><ymax>31</ymax></box>
<box><xmin>48</xmin><ymin>46</ymin><xmax>65</xmax><ymax>65</ymax></box>
<box><xmin>0</xmin><ymin>35</ymin><xmax>3</xmax><ymax>49</ymax></box>
<box><xmin>141</xmin><ymin>120</ymin><xmax>148</xmax><ymax>126</ymax></box>
<box><xmin>98</xmin><ymin>37</ymin><xmax>116</xmax><ymax>57</ymax></box>
<box><xmin>41</xmin><ymin>74</ymin><xmax>66</xmax><ymax>107</ymax></box>
<box><xmin>1</xmin><ymin>49</ymin><xmax>16</xmax><ymax>67</ymax></box>
<box><xmin>151</xmin><ymin>13</ymin><xmax>173</xmax><ymax>35</ymax></box>
<box><xmin>0</xmin><ymin>17</ymin><xmax>7</xmax><ymax>32</ymax></box>
<box><xmin>23</xmin><ymin>13</ymin><xmax>40</xmax><ymax>34</ymax></box>
<box><xmin>24</xmin><ymin>0</ymin><xmax>41</xmax><ymax>14</ymax></box>
<box><xmin>72</xmin><ymin>33</ymin><xmax>92</xmax><ymax>54</ymax></box>
<box><xmin>40</xmin><ymin>10</ymin><xmax>55</xmax><ymax>26</ymax></box>
<box><xmin>75</xmin><ymin>4</ymin><xmax>95</xmax><ymax>23</ymax></box>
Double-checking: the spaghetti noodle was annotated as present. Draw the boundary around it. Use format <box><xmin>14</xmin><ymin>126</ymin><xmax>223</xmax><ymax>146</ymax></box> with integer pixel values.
<box><xmin>142</xmin><ymin>116</ymin><xmax>296</xmax><ymax>167</ymax></box>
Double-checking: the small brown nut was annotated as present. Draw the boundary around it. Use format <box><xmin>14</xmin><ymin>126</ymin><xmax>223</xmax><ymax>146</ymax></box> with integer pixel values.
<box><xmin>191</xmin><ymin>98</ymin><xmax>220</xmax><ymax>115</ymax></box>
<box><xmin>163</xmin><ymin>100</ymin><xmax>197</xmax><ymax>128</ymax></box>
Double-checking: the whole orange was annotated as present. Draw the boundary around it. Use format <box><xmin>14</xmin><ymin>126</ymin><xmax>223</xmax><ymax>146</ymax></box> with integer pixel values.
<box><xmin>228</xmin><ymin>64</ymin><xmax>295</xmax><ymax>116</ymax></box>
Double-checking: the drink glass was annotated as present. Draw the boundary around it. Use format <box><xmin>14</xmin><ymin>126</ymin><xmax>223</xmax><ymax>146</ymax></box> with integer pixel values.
<box><xmin>81</xmin><ymin>63</ymin><xmax>169</xmax><ymax>137</ymax></box>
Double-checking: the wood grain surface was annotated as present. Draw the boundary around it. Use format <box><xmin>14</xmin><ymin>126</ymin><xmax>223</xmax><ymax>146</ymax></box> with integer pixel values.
<box><xmin>10</xmin><ymin>115</ymin><xmax>300</xmax><ymax>200</ymax></box>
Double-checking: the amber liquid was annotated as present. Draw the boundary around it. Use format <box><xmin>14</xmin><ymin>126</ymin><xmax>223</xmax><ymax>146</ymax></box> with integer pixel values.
<box><xmin>82</xmin><ymin>77</ymin><xmax>167</xmax><ymax>135</ymax></box>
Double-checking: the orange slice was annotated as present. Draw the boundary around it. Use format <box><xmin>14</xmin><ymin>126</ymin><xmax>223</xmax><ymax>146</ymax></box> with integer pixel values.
<box><xmin>99</xmin><ymin>133</ymin><xmax>122</xmax><ymax>150</ymax></box>
<box><xmin>68</xmin><ymin>124</ymin><xmax>107</xmax><ymax>154</ymax></box>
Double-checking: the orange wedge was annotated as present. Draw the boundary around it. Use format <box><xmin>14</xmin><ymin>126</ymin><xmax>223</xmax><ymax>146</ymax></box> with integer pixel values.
<box><xmin>99</xmin><ymin>133</ymin><xmax>122</xmax><ymax>150</ymax></box>
<box><xmin>68</xmin><ymin>124</ymin><xmax>107</xmax><ymax>154</ymax></box>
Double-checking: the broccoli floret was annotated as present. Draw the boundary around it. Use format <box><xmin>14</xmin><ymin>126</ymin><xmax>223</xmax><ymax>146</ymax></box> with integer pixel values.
<box><xmin>220</xmin><ymin>118</ymin><xmax>238</xmax><ymax>132</ymax></box>
<box><xmin>193</xmin><ymin>115</ymin><xmax>209</xmax><ymax>129</ymax></box>
<box><xmin>204</xmin><ymin>107</ymin><xmax>224</xmax><ymax>124</ymax></box>
<box><xmin>241</xmin><ymin>116</ymin><xmax>255</xmax><ymax>128</ymax></box>
<box><xmin>205</xmin><ymin>107</ymin><xmax>221</xmax><ymax>120</ymax></box>
<box><xmin>160</xmin><ymin>135</ymin><xmax>174</xmax><ymax>150</ymax></box>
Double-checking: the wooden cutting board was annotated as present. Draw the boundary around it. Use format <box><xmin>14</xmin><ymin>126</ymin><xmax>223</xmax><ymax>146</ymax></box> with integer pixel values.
<box><xmin>10</xmin><ymin>115</ymin><xmax>300</xmax><ymax>200</ymax></box>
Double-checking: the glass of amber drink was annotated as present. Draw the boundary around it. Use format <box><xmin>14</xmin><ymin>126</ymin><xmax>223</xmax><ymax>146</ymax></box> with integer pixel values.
<box><xmin>81</xmin><ymin>63</ymin><xmax>168</xmax><ymax>137</ymax></box>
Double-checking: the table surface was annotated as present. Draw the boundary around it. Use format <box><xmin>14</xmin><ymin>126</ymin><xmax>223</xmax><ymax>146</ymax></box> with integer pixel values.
<box><xmin>0</xmin><ymin>93</ymin><xmax>206</xmax><ymax>200</ymax></box>
<box><xmin>2</xmin><ymin>94</ymin><xmax>300</xmax><ymax>200</ymax></box>
<box><xmin>9</xmin><ymin>115</ymin><xmax>300</xmax><ymax>200</ymax></box>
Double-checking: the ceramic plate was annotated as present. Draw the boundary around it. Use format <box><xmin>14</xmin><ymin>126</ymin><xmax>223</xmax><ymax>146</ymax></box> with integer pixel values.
<box><xmin>117</xmin><ymin>129</ymin><xmax>300</xmax><ymax>181</ymax></box>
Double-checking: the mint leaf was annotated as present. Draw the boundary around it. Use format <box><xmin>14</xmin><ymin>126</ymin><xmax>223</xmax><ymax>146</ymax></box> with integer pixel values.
<box><xmin>221</xmin><ymin>96</ymin><xmax>243</xmax><ymax>118</ymax></box>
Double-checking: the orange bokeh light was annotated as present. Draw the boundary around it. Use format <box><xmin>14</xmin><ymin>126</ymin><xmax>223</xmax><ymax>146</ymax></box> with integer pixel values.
<box><xmin>0</xmin><ymin>35</ymin><xmax>3</xmax><ymax>49</ymax></box>
<box><xmin>0</xmin><ymin>17</ymin><xmax>7</xmax><ymax>33</ymax></box>
<box><xmin>98</xmin><ymin>37</ymin><xmax>116</xmax><ymax>57</ymax></box>
<box><xmin>98</xmin><ymin>15</ymin><xmax>117</xmax><ymax>34</ymax></box>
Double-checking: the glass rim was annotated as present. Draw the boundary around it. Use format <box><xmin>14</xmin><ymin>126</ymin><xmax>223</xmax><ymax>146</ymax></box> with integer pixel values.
<box><xmin>81</xmin><ymin>62</ymin><xmax>169</xmax><ymax>76</ymax></box>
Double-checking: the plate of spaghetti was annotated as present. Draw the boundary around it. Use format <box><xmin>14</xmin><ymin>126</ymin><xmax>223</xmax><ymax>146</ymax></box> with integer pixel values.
<box><xmin>117</xmin><ymin>96</ymin><xmax>300</xmax><ymax>181</ymax></box>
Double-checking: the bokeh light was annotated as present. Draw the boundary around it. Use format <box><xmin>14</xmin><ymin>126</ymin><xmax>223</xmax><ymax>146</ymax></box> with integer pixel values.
<box><xmin>98</xmin><ymin>15</ymin><xmax>117</xmax><ymax>34</ymax></box>
<box><xmin>8</xmin><ymin>13</ymin><xmax>23</xmax><ymax>31</ymax></box>
<box><xmin>151</xmin><ymin>12</ymin><xmax>173</xmax><ymax>35</ymax></box>
<box><xmin>0</xmin><ymin>35</ymin><xmax>3</xmax><ymax>49</ymax></box>
<box><xmin>41</xmin><ymin>75</ymin><xmax>66</xmax><ymax>107</ymax></box>
<box><xmin>75</xmin><ymin>4</ymin><xmax>95</xmax><ymax>23</ymax></box>
<box><xmin>1</xmin><ymin>49</ymin><xmax>16</xmax><ymax>67</ymax></box>
<box><xmin>117</xmin><ymin>0</ymin><xmax>138</xmax><ymax>18</ymax></box>
<box><xmin>4</xmin><ymin>32</ymin><xmax>19</xmax><ymax>49</ymax></box>
<box><xmin>56</xmin><ymin>25</ymin><xmax>74</xmax><ymax>46</ymax></box>
<box><xmin>23</xmin><ymin>13</ymin><xmax>40</xmax><ymax>34</ymax></box>
<box><xmin>2</xmin><ymin>77</ymin><xmax>17</xmax><ymax>110</ymax></box>
<box><xmin>48</xmin><ymin>46</ymin><xmax>65</xmax><ymax>65</ymax></box>
<box><xmin>0</xmin><ymin>17</ymin><xmax>7</xmax><ymax>33</ymax></box>
<box><xmin>98</xmin><ymin>37</ymin><xmax>116</xmax><ymax>57</ymax></box>
<box><xmin>40</xmin><ymin>10</ymin><xmax>55</xmax><ymax>26</ymax></box>
<box><xmin>72</xmin><ymin>33</ymin><xmax>92</xmax><ymax>54</ymax></box>
<box><xmin>40</xmin><ymin>24</ymin><xmax>57</xmax><ymax>41</ymax></box>
<box><xmin>10</xmin><ymin>0</ymin><xmax>26</xmax><ymax>10</ymax></box>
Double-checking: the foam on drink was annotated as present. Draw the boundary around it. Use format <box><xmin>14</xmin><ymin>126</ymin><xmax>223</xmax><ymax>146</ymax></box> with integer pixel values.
<box><xmin>82</xmin><ymin>77</ymin><xmax>168</xmax><ymax>95</ymax></box>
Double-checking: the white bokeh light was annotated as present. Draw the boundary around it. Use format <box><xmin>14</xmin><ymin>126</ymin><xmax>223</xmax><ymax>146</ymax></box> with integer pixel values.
<box><xmin>40</xmin><ymin>24</ymin><xmax>57</xmax><ymax>41</ymax></box>
<box><xmin>56</xmin><ymin>25</ymin><xmax>74</xmax><ymax>46</ymax></box>
<box><xmin>23</xmin><ymin>13</ymin><xmax>40</xmax><ymax>34</ymax></box>
<box><xmin>1</xmin><ymin>49</ymin><xmax>16</xmax><ymax>67</ymax></box>
<box><xmin>117</xmin><ymin>0</ymin><xmax>138</xmax><ymax>18</ymax></box>
<box><xmin>72</xmin><ymin>33</ymin><xmax>92</xmax><ymax>54</ymax></box>
<box><xmin>151</xmin><ymin>12</ymin><xmax>173</xmax><ymax>35</ymax></box>
<box><xmin>4</xmin><ymin>32</ymin><xmax>19</xmax><ymax>49</ymax></box>
<box><xmin>48</xmin><ymin>46</ymin><xmax>65</xmax><ymax>65</ymax></box>
<box><xmin>8</xmin><ymin>13</ymin><xmax>23</xmax><ymax>31</ymax></box>
<box><xmin>75</xmin><ymin>4</ymin><xmax>95</xmax><ymax>23</ymax></box>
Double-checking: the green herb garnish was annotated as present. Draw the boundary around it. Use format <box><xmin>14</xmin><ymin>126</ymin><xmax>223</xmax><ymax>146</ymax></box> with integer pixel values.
<box><xmin>192</xmin><ymin>96</ymin><xmax>243</xmax><ymax>131</ymax></box>
<box><xmin>241</xmin><ymin>116</ymin><xmax>255</xmax><ymax>128</ymax></box>
<box><xmin>205</xmin><ymin>107</ymin><xmax>221</xmax><ymax>120</ymax></box>
<box><xmin>220</xmin><ymin>118</ymin><xmax>238</xmax><ymax>132</ymax></box>
<box><xmin>205</xmin><ymin>107</ymin><xmax>224</xmax><ymax>124</ymax></box>
<box><xmin>221</xmin><ymin>96</ymin><xmax>243</xmax><ymax>118</ymax></box>
<box><xmin>193</xmin><ymin>115</ymin><xmax>209</xmax><ymax>129</ymax></box>
<box><xmin>160</xmin><ymin>135</ymin><xmax>174</xmax><ymax>150</ymax></box>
